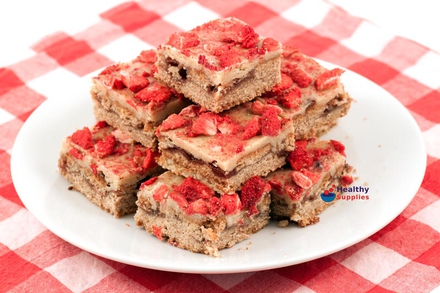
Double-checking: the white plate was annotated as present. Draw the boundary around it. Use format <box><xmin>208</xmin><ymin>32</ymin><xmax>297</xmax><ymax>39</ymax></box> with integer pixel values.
<box><xmin>11</xmin><ymin>63</ymin><xmax>426</xmax><ymax>274</ymax></box>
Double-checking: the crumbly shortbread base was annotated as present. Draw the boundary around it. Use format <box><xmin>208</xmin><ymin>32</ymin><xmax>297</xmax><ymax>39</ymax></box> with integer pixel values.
<box><xmin>91</xmin><ymin>90</ymin><xmax>158</xmax><ymax>149</ymax></box>
<box><xmin>270</xmin><ymin>163</ymin><xmax>351</xmax><ymax>227</ymax></box>
<box><xmin>134</xmin><ymin>195</ymin><xmax>270</xmax><ymax>257</ymax></box>
<box><xmin>157</xmin><ymin>139</ymin><xmax>292</xmax><ymax>194</ymax></box>
<box><xmin>155</xmin><ymin>56</ymin><xmax>281</xmax><ymax>113</ymax></box>
<box><xmin>292</xmin><ymin>92</ymin><xmax>352</xmax><ymax>140</ymax></box>
<box><xmin>58</xmin><ymin>152</ymin><xmax>139</xmax><ymax>218</ymax></box>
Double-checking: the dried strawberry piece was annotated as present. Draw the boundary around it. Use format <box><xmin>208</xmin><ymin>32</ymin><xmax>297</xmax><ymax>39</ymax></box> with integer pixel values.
<box><xmin>241</xmin><ymin>26</ymin><xmax>259</xmax><ymax>48</ymax></box>
<box><xmin>94</xmin><ymin>121</ymin><xmax>108</xmax><ymax>130</ymax></box>
<box><xmin>136</xmin><ymin>49</ymin><xmax>157</xmax><ymax>64</ymax></box>
<box><xmin>271</xmin><ymin>73</ymin><xmax>294</xmax><ymax>94</ymax></box>
<box><xmin>152</xmin><ymin>225</ymin><xmax>163</xmax><ymax>241</ymax></box>
<box><xmin>169</xmin><ymin>191</ymin><xmax>189</xmax><ymax>208</ymax></box>
<box><xmin>209</xmin><ymin>197</ymin><xmax>222</xmax><ymax>216</ymax></box>
<box><xmin>279</xmin><ymin>87</ymin><xmax>301</xmax><ymax>109</ymax></box>
<box><xmin>69</xmin><ymin>148</ymin><xmax>84</xmax><ymax>160</ymax></box>
<box><xmin>268</xmin><ymin>179</ymin><xmax>283</xmax><ymax>193</ymax></box>
<box><xmin>180</xmin><ymin>105</ymin><xmax>201</xmax><ymax>118</ymax></box>
<box><xmin>153</xmin><ymin>185</ymin><xmax>169</xmax><ymax>202</ymax></box>
<box><xmin>99</xmin><ymin>64</ymin><xmax>120</xmax><ymax>76</ymax></box>
<box><xmin>330</xmin><ymin>140</ymin><xmax>346</xmax><ymax>156</ymax></box>
<box><xmin>158</xmin><ymin>114</ymin><xmax>186</xmax><ymax>134</ymax></box>
<box><xmin>242</xmin><ymin>116</ymin><xmax>261</xmax><ymax>140</ymax></box>
<box><xmin>186</xmin><ymin>198</ymin><xmax>209</xmax><ymax>215</ymax></box>
<box><xmin>260</xmin><ymin>107</ymin><xmax>281</xmax><ymax>136</ymax></box>
<box><xmin>247</xmin><ymin>47</ymin><xmax>265</xmax><ymax>59</ymax></box>
<box><xmin>287</xmin><ymin>145</ymin><xmax>313</xmax><ymax>171</ymax></box>
<box><xmin>198</xmin><ymin>55</ymin><xmax>218</xmax><ymax>71</ymax></box>
<box><xmin>143</xmin><ymin>148</ymin><xmax>158</xmax><ymax>170</ymax></box>
<box><xmin>140</xmin><ymin>177</ymin><xmax>158</xmax><ymax>189</ymax></box>
<box><xmin>282</xmin><ymin>45</ymin><xmax>301</xmax><ymax>58</ymax></box>
<box><xmin>315</xmin><ymin>68</ymin><xmax>344</xmax><ymax>91</ymax></box>
<box><xmin>134</xmin><ymin>83</ymin><xmax>172</xmax><ymax>104</ymax></box>
<box><xmin>217</xmin><ymin>116</ymin><xmax>241</xmax><ymax>135</ymax></box>
<box><xmin>71</xmin><ymin>127</ymin><xmax>93</xmax><ymax>149</ymax></box>
<box><xmin>219</xmin><ymin>49</ymin><xmax>242</xmax><ymax>68</ymax></box>
<box><xmin>341</xmin><ymin>175</ymin><xmax>353</xmax><ymax>186</ymax></box>
<box><xmin>121</xmin><ymin>73</ymin><xmax>149</xmax><ymax>93</ymax></box>
<box><xmin>90</xmin><ymin>163</ymin><xmax>98</xmax><ymax>176</ymax></box>
<box><xmin>94</xmin><ymin>135</ymin><xmax>116</xmax><ymax>158</ymax></box>
<box><xmin>284</xmin><ymin>183</ymin><xmax>302</xmax><ymax>201</ymax></box>
<box><xmin>240</xmin><ymin>176</ymin><xmax>270</xmax><ymax>216</ymax></box>
<box><xmin>151</xmin><ymin>64</ymin><xmax>158</xmax><ymax>77</ymax></box>
<box><xmin>291</xmin><ymin>171</ymin><xmax>313</xmax><ymax>189</ymax></box>
<box><xmin>174</xmin><ymin>177</ymin><xmax>214</xmax><ymax>201</ymax></box>
<box><xmin>112</xmin><ymin>78</ymin><xmax>125</xmax><ymax>90</ymax></box>
<box><xmin>221</xmin><ymin>193</ymin><xmax>241</xmax><ymax>215</ymax></box>
<box><xmin>212</xmin><ymin>44</ymin><xmax>232</xmax><ymax>56</ymax></box>
<box><xmin>191</xmin><ymin>112</ymin><xmax>218</xmax><ymax>136</ymax></box>
<box><xmin>288</xmin><ymin>66</ymin><xmax>312</xmax><ymax>88</ymax></box>
<box><xmin>250</xmin><ymin>100</ymin><xmax>266</xmax><ymax>115</ymax></box>
<box><xmin>311</xmin><ymin>147</ymin><xmax>331</xmax><ymax>161</ymax></box>
<box><xmin>262</xmin><ymin>37</ymin><xmax>280</xmax><ymax>52</ymax></box>
<box><xmin>167</xmin><ymin>32</ymin><xmax>200</xmax><ymax>49</ymax></box>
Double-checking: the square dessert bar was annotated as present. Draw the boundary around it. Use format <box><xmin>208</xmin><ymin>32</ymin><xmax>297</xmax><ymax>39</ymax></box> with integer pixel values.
<box><xmin>265</xmin><ymin>139</ymin><xmax>353</xmax><ymax>227</ymax></box>
<box><xmin>91</xmin><ymin>49</ymin><xmax>191</xmax><ymax>149</ymax></box>
<box><xmin>155</xmin><ymin>104</ymin><xmax>295</xmax><ymax>194</ymax></box>
<box><xmin>251</xmin><ymin>45</ymin><xmax>352</xmax><ymax>140</ymax></box>
<box><xmin>155</xmin><ymin>17</ymin><xmax>283</xmax><ymax>113</ymax></box>
<box><xmin>134</xmin><ymin>172</ymin><xmax>271</xmax><ymax>257</ymax></box>
<box><xmin>58</xmin><ymin>121</ymin><xmax>162</xmax><ymax>218</ymax></box>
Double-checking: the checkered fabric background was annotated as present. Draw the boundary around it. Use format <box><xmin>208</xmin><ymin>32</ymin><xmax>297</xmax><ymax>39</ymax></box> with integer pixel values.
<box><xmin>1</xmin><ymin>1</ymin><xmax>439</xmax><ymax>292</ymax></box>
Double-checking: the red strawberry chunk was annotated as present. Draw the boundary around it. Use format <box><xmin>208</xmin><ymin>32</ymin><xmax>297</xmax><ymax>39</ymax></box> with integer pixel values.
<box><xmin>240</xmin><ymin>176</ymin><xmax>270</xmax><ymax>216</ymax></box>
<box><xmin>135</xmin><ymin>83</ymin><xmax>172</xmax><ymax>104</ymax></box>
<box><xmin>191</xmin><ymin>112</ymin><xmax>218</xmax><ymax>136</ymax></box>
<box><xmin>289</xmin><ymin>67</ymin><xmax>313</xmax><ymax>88</ymax></box>
<box><xmin>143</xmin><ymin>148</ymin><xmax>158</xmax><ymax>170</ymax></box>
<box><xmin>315</xmin><ymin>68</ymin><xmax>344</xmax><ymax>91</ymax></box>
<box><xmin>94</xmin><ymin>121</ymin><xmax>108</xmax><ymax>130</ymax></box>
<box><xmin>137</xmin><ymin>49</ymin><xmax>157</xmax><ymax>63</ymax></box>
<box><xmin>260</xmin><ymin>107</ymin><xmax>281</xmax><ymax>136</ymax></box>
<box><xmin>152</xmin><ymin>225</ymin><xmax>163</xmax><ymax>241</ymax></box>
<box><xmin>174</xmin><ymin>177</ymin><xmax>214</xmax><ymax>201</ymax></box>
<box><xmin>140</xmin><ymin>177</ymin><xmax>158</xmax><ymax>189</ymax></box>
<box><xmin>69</xmin><ymin>148</ymin><xmax>84</xmax><ymax>160</ymax></box>
<box><xmin>242</xmin><ymin>116</ymin><xmax>261</xmax><ymax>140</ymax></box>
<box><xmin>330</xmin><ymin>139</ymin><xmax>346</xmax><ymax>156</ymax></box>
<box><xmin>198</xmin><ymin>55</ymin><xmax>219</xmax><ymax>71</ymax></box>
<box><xmin>284</xmin><ymin>183</ymin><xmax>302</xmax><ymax>201</ymax></box>
<box><xmin>262</xmin><ymin>37</ymin><xmax>280</xmax><ymax>52</ymax></box>
<box><xmin>71</xmin><ymin>127</ymin><xmax>93</xmax><ymax>149</ymax></box>
<box><xmin>221</xmin><ymin>193</ymin><xmax>241</xmax><ymax>215</ymax></box>
<box><xmin>167</xmin><ymin>32</ymin><xmax>200</xmax><ymax>49</ymax></box>
<box><xmin>153</xmin><ymin>185</ymin><xmax>169</xmax><ymax>202</ymax></box>
<box><xmin>217</xmin><ymin>116</ymin><xmax>240</xmax><ymax>135</ymax></box>
<box><xmin>99</xmin><ymin>64</ymin><xmax>120</xmax><ymax>76</ymax></box>
<box><xmin>341</xmin><ymin>175</ymin><xmax>353</xmax><ymax>186</ymax></box>
<box><xmin>291</xmin><ymin>171</ymin><xmax>313</xmax><ymax>189</ymax></box>
<box><xmin>94</xmin><ymin>135</ymin><xmax>116</xmax><ymax>158</ymax></box>
<box><xmin>180</xmin><ymin>105</ymin><xmax>201</xmax><ymax>118</ymax></box>
<box><xmin>279</xmin><ymin>87</ymin><xmax>301</xmax><ymax>109</ymax></box>
<box><xmin>219</xmin><ymin>49</ymin><xmax>242</xmax><ymax>68</ymax></box>
<box><xmin>186</xmin><ymin>198</ymin><xmax>209</xmax><ymax>215</ymax></box>
<box><xmin>271</xmin><ymin>73</ymin><xmax>294</xmax><ymax>94</ymax></box>
<box><xmin>209</xmin><ymin>197</ymin><xmax>222</xmax><ymax>216</ymax></box>
<box><xmin>121</xmin><ymin>73</ymin><xmax>149</xmax><ymax>93</ymax></box>
<box><xmin>250</xmin><ymin>100</ymin><xmax>266</xmax><ymax>115</ymax></box>
<box><xmin>287</xmin><ymin>145</ymin><xmax>313</xmax><ymax>171</ymax></box>
<box><xmin>169</xmin><ymin>191</ymin><xmax>189</xmax><ymax>208</ymax></box>
<box><xmin>158</xmin><ymin>114</ymin><xmax>186</xmax><ymax>134</ymax></box>
<box><xmin>268</xmin><ymin>179</ymin><xmax>283</xmax><ymax>193</ymax></box>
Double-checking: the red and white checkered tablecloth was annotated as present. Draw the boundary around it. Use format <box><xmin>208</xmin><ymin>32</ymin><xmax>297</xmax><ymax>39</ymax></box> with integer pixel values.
<box><xmin>1</xmin><ymin>1</ymin><xmax>439</xmax><ymax>292</ymax></box>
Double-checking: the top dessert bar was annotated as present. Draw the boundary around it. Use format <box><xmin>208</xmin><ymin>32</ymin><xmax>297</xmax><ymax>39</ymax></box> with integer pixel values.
<box><xmin>91</xmin><ymin>49</ymin><xmax>191</xmax><ymax>149</ymax></box>
<box><xmin>155</xmin><ymin>17</ymin><xmax>283</xmax><ymax>113</ymax></box>
<box><xmin>252</xmin><ymin>45</ymin><xmax>352</xmax><ymax>139</ymax></box>
<box><xmin>155</xmin><ymin>103</ymin><xmax>295</xmax><ymax>194</ymax></box>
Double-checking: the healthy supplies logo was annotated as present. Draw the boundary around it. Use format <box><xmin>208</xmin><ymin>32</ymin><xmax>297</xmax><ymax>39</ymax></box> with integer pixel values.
<box><xmin>320</xmin><ymin>184</ymin><xmax>370</xmax><ymax>202</ymax></box>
